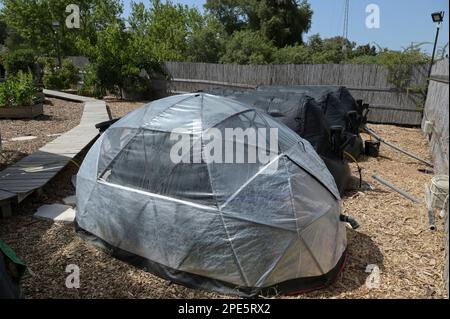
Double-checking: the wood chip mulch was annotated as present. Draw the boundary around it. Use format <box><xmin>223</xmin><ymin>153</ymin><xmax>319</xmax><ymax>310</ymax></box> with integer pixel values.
<box><xmin>0</xmin><ymin>103</ymin><xmax>447</xmax><ymax>299</ymax></box>
<box><xmin>0</xmin><ymin>98</ymin><xmax>83</xmax><ymax>171</ymax></box>
<box><xmin>105</xmin><ymin>98</ymin><xmax>148</xmax><ymax>119</ymax></box>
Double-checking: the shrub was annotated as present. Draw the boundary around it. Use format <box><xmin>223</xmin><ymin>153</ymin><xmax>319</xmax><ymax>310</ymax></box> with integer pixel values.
<box><xmin>377</xmin><ymin>49</ymin><xmax>429</xmax><ymax>91</ymax></box>
<box><xmin>77</xmin><ymin>64</ymin><xmax>106</xmax><ymax>99</ymax></box>
<box><xmin>122</xmin><ymin>74</ymin><xmax>153</xmax><ymax>100</ymax></box>
<box><xmin>219</xmin><ymin>30</ymin><xmax>276</xmax><ymax>65</ymax></box>
<box><xmin>0</xmin><ymin>70</ymin><xmax>38</xmax><ymax>107</ymax></box>
<box><xmin>2</xmin><ymin>48</ymin><xmax>36</xmax><ymax>76</ymax></box>
<box><xmin>42</xmin><ymin>59</ymin><xmax>80</xmax><ymax>90</ymax></box>
<box><xmin>273</xmin><ymin>45</ymin><xmax>312</xmax><ymax>64</ymax></box>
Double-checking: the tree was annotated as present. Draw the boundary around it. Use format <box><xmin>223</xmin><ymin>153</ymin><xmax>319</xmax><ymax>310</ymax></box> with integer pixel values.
<box><xmin>205</xmin><ymin>0</ymin><xmax>313</xmax><ymax>47</ymax></box>
<box><xmin>220</xmin><ymin>30</ymin><xmax>276</xmax><ymax>65</ymax></box>
<box><xmin>310</xmin><ymin>36</ymin><xmax>355</xmax><ymax>63</ymax></box>
<box><xmin>204</xmin><ymin>0</ymin><xmax>247</xmax><ymax>35</ymax></box>
<box><xmin>186</xmin><ymin>15</ymin><xmax>226</xmax><ymax>63</ymax></box>
<box><xmin>377</xmin><ymin>49</ymin><xmax>429</xmax><ymax>90</ymax></box>
<box><xmin>273</xmin><ymin>45</ymin><xmax>312</xmax><ymax>64</ymax></box>
<box><xmin>128</xmin><ymin>0</ymin><xmax>208</xmax><ymax>62</ymax></box>
<box><xmin>0</xmin><ymin>17</ymin><xmax>7</xmax><ymax>45</ymax></box>
<box><xmin>2</xmin><ymin>48</ymin><xmax>36</xmax><ymax>76</ymax></box>
<box><xmin>0</xmin><ymin>0</ymin><xmax>123</xmax><ymax>56</ymax></box>
<box><xmin>252</xmin><ymin>0</ymin><xmax>313</xmax><ymax>47</ymax></box>
<box><xmin>80</xmin><ymin>19</ymin><xmax>162</xmax><ymax>98</ymax></box>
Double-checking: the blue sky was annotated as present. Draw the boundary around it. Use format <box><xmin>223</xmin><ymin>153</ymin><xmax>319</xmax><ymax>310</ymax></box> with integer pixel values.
<box><xmin>123</xmin><ymin>0</ymin><xmax>449</xmax><ymax>54</ymax></box>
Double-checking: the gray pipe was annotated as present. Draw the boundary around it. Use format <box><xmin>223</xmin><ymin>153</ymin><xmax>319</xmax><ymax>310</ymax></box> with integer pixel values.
<box><xmin>372</xmin><ymin>174</ymin><xmax>422</xmax><ymax>204</ymax></box>
<box><xmin>428</xmin><ymin>207</ymin><xmax>437</xmax><ymax>231</ymax></box>
<box><xmin>363</xmin><ymin>126</ymin><xmax>433</xmax><ymax>167</ymax></box>
<box><xmin>425</xmin><ymin>184</ymin><xmax>437</xmax><ymax>231</ymax></box>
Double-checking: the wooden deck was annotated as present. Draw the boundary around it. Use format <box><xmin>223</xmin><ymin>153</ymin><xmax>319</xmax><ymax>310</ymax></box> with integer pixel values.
<box><xmin>0</xmin><ymin>90</ymin><xmax>109</xmax><ymax>217</ymax></box>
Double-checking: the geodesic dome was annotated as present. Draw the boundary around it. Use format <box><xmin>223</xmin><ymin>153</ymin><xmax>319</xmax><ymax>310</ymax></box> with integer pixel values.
<box><xmin>76</xmin><ymin>93</ymin><xmax>347</xmax><ymax>297</ymax></box>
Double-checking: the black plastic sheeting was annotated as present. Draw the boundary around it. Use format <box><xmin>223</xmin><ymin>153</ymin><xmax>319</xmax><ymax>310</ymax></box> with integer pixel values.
<box><xmin>256</xmin><ymin>86</ymin><xmax>367</xmax><ymax>158</ymax></box>
<box><xmin>207</xmin><ymin>88</ymin><xmax>351</xmax><ymax>194</ymax></box>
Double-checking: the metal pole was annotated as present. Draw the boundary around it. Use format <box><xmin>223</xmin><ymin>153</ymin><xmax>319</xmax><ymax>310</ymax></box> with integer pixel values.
<box><xmin>427</xmin><ymin>23</ymin><xmax>441</xmax><ymax>81</ymax></box>
<box><xmin>372</xmin><ymin>174</ymin><xmax>422</xmax><ymax>204</ymax></box>
<box><xmin>363</xmin><ymin>126</ymin><xmax>434</xmax><ymax>167</ymax></box>
<box><xmin>55</xmin><ymin>30</ymin><xmax>62</xmax><ymax>68</ymax></box>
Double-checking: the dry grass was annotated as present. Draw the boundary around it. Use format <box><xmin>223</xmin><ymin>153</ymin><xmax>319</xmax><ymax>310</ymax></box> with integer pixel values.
<box><xmin>0</xmin><ymin>123</ymin><xmax>447</xmax><ymax>299</ymax></box>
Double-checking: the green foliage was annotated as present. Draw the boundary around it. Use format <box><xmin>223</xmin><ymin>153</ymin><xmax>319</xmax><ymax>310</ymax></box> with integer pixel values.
<box><xmin>273</xmin><ymin>36</ymin><xmax>378</xmax><ymax>65</ymax></box>
<box><xmin>2</xmin><ymin>48</ymin><xmax>36</xmax><ymax>76</ymax></box>
<box><xmin>0</xmin><ymin>70</ymin><xmax>38</xmax><ymax>107</ymax></box>
<box><xmin>220</xmin><ymin>30</ymin><xmax>276</xmax><ymax>64</ymax></box>
<box><xmin>205</xmin><ymin>0</ymin><xmax>313</xmax><ymax>47</ymax></box>
<box><xmin>377</xmin><ymin>49</ymin><xmax>429</xmax><ymax>91</ymax></box>
<box><xmin>345</xmin><ymin>55</ymin><xmax>379</xmax><ymax>64</ymax></box>
<box><xmin>252</xmin><ymin>0</ymin><xmax>313</xmax><ymax>47</ymax></box>
<box><xmin>128</xmin><ymin>0</ymin><xmax>215</xmax><ymax>63</ymax></box>
<box><xmin>42</xmin><ymin>58</ymin><xmax>80</xmax><ymax>90</ymax></box>
<box><xmin>204</xmin><ymin>0</ymin><xmax>247</xmax><ymax>35</ymax></box>
<box><xmin>186</xmin><ymin>15</ymin><xmax>226</xmax><ymax>63</ymax></box>
<box><xmin>0</xmin><ymin>17</ymin><xmax>7</xmax><ymax>45</ymax></box>
<box><xmin>0</xmin><ymin>0</ymin><xmax>123</xmax><ymax>56</ymax></box>
<box><xmin>78</xmin><ymin>19</ymin><xmax>162</xmax><ymax>99</ymax></box>
<box><xmin>80</xmin><ymin>22</ymin><xmax>129</xmax><ymax>96</ymax></box>
<box><xmin>77</xmin><ymin>64</ymin><xmax>105</xmax><ymax>99</ymax></box>
<box><xmin>273</xmin><ymin>45</ymin><xmax>312</xmax><ymax>64</ymax></box>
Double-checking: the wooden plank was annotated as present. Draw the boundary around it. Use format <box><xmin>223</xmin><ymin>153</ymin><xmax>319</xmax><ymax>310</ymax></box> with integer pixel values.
<box><xmin>43</xmin><ymin>89</ymin><xmax>96</xmax><ymax>103</ymax></box>
<box><xmin>0</xmin><ymin>189</ymin><xmax>15</xmax><ymax>201</ymax></box>
<box><xmin>0</xmin><ymin>91</ymin><xmax>109</xmax><ymax>205</ymax></box>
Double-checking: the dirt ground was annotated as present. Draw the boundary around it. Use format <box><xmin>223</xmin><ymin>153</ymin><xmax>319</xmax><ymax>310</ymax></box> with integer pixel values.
<box><xmin>0</xmin><ymin>98</ymin><xmax>83</xmax><ymax>171</ymax></box>
<box><xmin>0</xmin><ymin>100</ymin><xmax>447</xmax><ymax>299</ymax></box>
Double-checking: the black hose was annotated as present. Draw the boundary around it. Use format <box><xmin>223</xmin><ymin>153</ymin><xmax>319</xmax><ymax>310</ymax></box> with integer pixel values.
<box><xmin>340</xmin><ymin>214</ymin><xmax>360</xmax><ymax>230</ymax></box>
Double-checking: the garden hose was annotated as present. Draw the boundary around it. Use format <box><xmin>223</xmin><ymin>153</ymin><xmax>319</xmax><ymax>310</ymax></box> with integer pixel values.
<box><xmin>344</xmin><ymin>151</ymin><xmax>362</xmax><ymax>189</ymax></box>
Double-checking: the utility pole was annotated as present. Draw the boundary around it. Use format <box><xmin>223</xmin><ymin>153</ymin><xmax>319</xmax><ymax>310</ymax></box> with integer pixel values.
<box><xmin>343</xmin><ymin>0</ymin><xmax>349</xmax><ymax>39</ymax></box>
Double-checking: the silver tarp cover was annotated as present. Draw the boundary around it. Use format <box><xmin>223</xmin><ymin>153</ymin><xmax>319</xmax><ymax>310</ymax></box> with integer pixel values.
<box><xmin>76</xmin><ymin>93</ymin><xmax>346</xmax><ymax>291</ymax></box>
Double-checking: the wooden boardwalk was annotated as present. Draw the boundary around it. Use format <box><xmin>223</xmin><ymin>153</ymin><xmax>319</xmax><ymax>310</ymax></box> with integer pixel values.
<box><xmin>0</xmin><ymin>90</ymin><xmax>109</xmax><ymax>217</ymax></box>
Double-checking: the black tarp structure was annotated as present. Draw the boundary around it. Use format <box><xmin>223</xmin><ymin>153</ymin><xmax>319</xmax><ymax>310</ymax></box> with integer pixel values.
<box><xmin>77</xmin><ymin>93</ymin><xmax>348</xmax><ymax>297</ymax></box>
<box><xmin>207</xmin><ymin>88</ymin><xmax>351</xmax><ymax>194</ymax></box>
<box><xmin>257</xmin><ymin>85</ymin><xmax>368</xmax><ymax>158</ymax></box>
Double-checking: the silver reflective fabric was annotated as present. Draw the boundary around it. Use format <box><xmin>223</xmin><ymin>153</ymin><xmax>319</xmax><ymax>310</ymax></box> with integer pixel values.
<box><xmin>76</xmin><ymin>93</ymin><xmax>346</xmax><ymax>291</ymax></box>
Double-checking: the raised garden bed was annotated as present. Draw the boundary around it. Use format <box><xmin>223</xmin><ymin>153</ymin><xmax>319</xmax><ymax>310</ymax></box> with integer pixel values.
<box><xmin>0</xmin><ymin>103</ymin><xmax>43</xmax><ymax>119</ymax></box>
